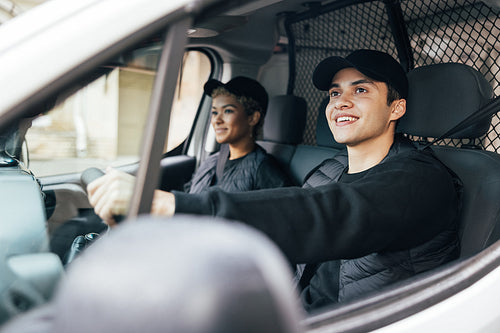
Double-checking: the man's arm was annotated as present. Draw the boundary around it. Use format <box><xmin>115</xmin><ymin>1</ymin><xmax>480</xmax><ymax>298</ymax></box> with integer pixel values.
<box><xmin>174</xmin><ymin>150</ymin><xmax>460</xmax><ymax>264</ymax></box>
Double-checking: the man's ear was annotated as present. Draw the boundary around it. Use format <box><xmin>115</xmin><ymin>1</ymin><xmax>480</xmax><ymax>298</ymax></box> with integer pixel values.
<box><xmin>248</xmin><ymin>111</ymin><xmax>261</xmax><ymax>126</ymax></box>
<box><xmin>390</xmin><ymin>99</ymin><xmax>406</xmax><ymax>121</ymax></box>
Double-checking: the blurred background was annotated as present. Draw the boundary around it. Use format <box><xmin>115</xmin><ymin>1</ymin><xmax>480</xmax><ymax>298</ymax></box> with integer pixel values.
<box><xmin>0</xmin><ymin>0</ymin><xmax>42</xmax><ymax>22</ymax></box>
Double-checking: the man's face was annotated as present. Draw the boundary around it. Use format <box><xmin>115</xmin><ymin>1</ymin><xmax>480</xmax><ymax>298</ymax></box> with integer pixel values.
<box><xmin>325</xmin><ymin>67</ymin><xmax>404</xmax><ymax>148</ymax></box>
<box><xmin>210</xmin><ymin>94</ymin><xmax>255</xmax><ymax>145</ymax></box>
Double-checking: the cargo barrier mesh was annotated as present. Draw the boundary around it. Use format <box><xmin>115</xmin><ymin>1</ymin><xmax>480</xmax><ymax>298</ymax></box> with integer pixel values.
<box><xmin>285</xmin><ymin>0</ymin><xmax>499</xmax><ymax>152</ymax></box>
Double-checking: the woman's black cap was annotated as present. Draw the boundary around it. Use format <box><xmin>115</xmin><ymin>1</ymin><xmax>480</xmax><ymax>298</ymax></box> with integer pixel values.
<box><xmin>204</xmin><ymin>76</ymin><xmax>269</xmax><ymax>113</ymax></box>
<box><xmin>312</xmin><ymin>49</ymin><xmax>408</xmax><ymax>99</ymax></box>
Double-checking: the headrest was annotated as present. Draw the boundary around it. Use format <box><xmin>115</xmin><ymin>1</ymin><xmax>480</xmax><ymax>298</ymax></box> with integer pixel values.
<box><xmin>316</xmin><ymin>97</ymin><xmax>345</xmax><ymax>149</ymax></box>
<box><xmin>262</xmin><ymin>95</ymin><xmax>307</xmax><ymax>144</ymax></box>
<box><xmin>398</xmin><ymin>63</ymin><xmax>494</xmax><ymax>139</ymax></box>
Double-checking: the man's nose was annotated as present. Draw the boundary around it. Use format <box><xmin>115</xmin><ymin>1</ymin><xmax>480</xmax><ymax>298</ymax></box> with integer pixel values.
<box><xmin>334</xmin><ymin>95</ymin><xmax>352</xmax><ymax>110</ymax></box>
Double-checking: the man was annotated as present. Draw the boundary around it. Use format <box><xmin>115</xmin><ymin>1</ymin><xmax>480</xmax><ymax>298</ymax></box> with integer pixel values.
<box><xmin>88</xmin><ymin>50</ymin><xmax>461</xmax><ymax>311</ymax></box>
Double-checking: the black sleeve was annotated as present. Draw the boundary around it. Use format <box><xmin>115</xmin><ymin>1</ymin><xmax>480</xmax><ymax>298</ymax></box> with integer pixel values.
<box><xmin>174</xmin><ymin>150</ymin><xmax>460</xmax><ymax>264</ymax></box>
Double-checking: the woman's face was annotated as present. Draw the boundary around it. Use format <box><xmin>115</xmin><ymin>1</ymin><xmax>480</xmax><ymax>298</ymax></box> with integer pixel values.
<box><xmin>210</xmin><ymin>94</ymin><xmax>257</xmax><ymax>145</ymax></box>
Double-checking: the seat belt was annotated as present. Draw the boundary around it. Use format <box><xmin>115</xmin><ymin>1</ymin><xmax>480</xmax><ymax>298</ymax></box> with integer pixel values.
<box><xmin>298</xmin><ymin>263</ymin><xmax>320</xmax><ymax>289</ymax></box>
<box><xmin>215</xmin><ymin>143</ymin><xmax>230</xmax><ymax>184</ymax></box>
<box><xmin>421</xmin><ymin>95</ymin><xmax>499</xmax><ymax>149</ymax></box>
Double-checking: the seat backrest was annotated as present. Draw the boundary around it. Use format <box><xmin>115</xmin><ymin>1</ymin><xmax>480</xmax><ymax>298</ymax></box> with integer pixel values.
<box><xmin>257</xmin><ymin>95</ymin><xmax>307</xmax><ymax>184</ymax></box>
<box><xmin>399</xmin><ymin>63</ymin><xmax>499</xmax><ymax>258</ymax></box>
<box><xmin>289</xmin><ymin>97</ymin><xmax>345</xmax><ymax>185</ymax></box>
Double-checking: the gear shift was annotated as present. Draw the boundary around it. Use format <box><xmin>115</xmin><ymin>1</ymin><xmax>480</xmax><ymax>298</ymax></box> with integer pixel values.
<box><xmin>64</xmin><ymin>233</ymin><xmax>101</xmax><ymax>266</ymax></box>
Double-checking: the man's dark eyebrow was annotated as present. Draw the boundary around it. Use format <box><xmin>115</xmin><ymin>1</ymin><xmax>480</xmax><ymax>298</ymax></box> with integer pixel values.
<box><xmin>329</xmin><ymin>78</ymin><xmax>376</xmax><ymax>90</ymax></box>
<box><xmin>352</xmin><ymin>79</ymin><xmax>375</xmax><ymax>85</ymax></box>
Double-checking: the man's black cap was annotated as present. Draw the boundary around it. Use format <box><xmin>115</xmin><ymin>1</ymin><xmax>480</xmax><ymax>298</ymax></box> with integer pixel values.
<box><xmin>204</xmin><ymin>76</ymin><xmax>269</xmax><ymax>114</ymax></box>
<box><xmin>312</xmin><ymin>49</ymin><xmax>408</xmax><ymax>99</ymax></box>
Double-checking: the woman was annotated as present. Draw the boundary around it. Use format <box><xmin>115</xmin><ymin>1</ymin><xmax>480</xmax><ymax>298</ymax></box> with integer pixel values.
<box><xmin>185</xmin><ymin>76</ymin><xmax>291</xmax><ymax>193</ymax></box>
<box><xmin>87</xmin><ymin>76</ymin><xmax>291</xmax><ymax>224</ymax></box>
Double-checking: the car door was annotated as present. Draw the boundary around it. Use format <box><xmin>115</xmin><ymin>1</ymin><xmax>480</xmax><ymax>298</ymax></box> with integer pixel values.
<box><xmin>26</xmin><ymin>47</ymin><xmax>216</xmax><ymax>260</ymax></box>
<box><xmin>0</xmin><ymin>0</ymin><xmax>210</xmax><ymax>323</ymax></box>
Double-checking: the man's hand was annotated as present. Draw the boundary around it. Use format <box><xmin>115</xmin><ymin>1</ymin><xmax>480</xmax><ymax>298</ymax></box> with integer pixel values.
<box><xmin>152</xmin><ymin>190</ymin><xmax>175</xmax><ymax>217</ymax></box>
<box><xmin>87</xmin><ymin>167</ymin><xmax>176</xmax><ymax>225</ymax></box>
<box><xmin>87</xmin><ymin>167</ymin><xmax>135</xmax><ymax>226</ymax></box>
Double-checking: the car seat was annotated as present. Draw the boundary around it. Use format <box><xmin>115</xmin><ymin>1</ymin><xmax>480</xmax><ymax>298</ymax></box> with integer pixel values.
<box><xmin>398</xmin><ymin>62</ymin><xmax>500</xmax><ymax>258</ymax></box>
<box><xmin>288</xmin><ymin>97</ymin><xmax>345</xmax><ymax>185</ymax></box>
<box><xmin>257</xmin><ymin>95</ymin><xmax>307</xmax><ymax>184</ymax></box>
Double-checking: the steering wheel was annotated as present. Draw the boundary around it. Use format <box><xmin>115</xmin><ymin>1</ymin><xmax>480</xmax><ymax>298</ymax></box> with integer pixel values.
<box><xmin>63</xmin><ymin>167</ymin><xmax>123</xmax><ymax>266</ymax></box>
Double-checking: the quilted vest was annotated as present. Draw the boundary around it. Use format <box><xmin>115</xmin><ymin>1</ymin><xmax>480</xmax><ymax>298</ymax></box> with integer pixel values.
<box><xmin>301</xmin><ymin>135</ymin><xmax>460</xmax><ymax>303</ymax></box>
<box><xmin>187</xmin><ymin>145</ymin><xmax>269</xmax><ymax>194</ymax></box>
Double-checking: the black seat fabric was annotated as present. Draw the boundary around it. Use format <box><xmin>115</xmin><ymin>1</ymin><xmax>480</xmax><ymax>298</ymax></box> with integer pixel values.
<box><xmin>289</xmin><ymin>97</ymin><xmax>345</xmax><ymax>185</ymax></box>
<box><xmin>400</xmin><ymin>63</ymin><xmax>499</xmax><ymax>258</ymax></box>
<box><xmin>261</xmin><ymin>95</ymin><xmax>307</xmax><ymax>145</ymax></box>
<box><xmin>257</xmin><ymin>95</ymin><xmax>307</xmax><ymax>184</ymax></box>
<box><xmin>259</xmin><ymin>95</ymin><xmax>345</xmax><ymax>185</ymax></box>
<box><xmin>434</xmin><ymin>147</ymin><xmax>500</xmax><ymax>257</ymax></box>
<box><xmin>399</xmin><ymin>63</ymin><xmax>493</xmax><ymax>138</ymax></box>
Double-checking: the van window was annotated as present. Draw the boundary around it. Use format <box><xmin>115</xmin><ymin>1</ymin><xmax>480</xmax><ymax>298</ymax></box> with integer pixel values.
<box><xmin>25</xmin><ymin>49</ymin><xmax>211</xmax><ymax>177</ymax></box>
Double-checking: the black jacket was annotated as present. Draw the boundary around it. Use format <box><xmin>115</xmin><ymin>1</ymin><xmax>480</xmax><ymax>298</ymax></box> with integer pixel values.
<box><xmin>185</xmin><ymin>145</ymin><xmax>291</xmax><ymax>194</ymax></box>
<box><xmin>174</xmin><ymin>136</ymin><xmax>461</xmax><ymax>308</ymax></box>
<box><xmin>300</xmin><ymin>136</ymin><xmax>460</xmax><ymax>308</ymax></box>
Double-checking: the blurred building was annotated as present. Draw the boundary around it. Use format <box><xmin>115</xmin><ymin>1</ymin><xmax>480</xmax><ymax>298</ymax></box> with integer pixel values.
<box><xmin>0</xmin><ymin>0</ymin><xmax>45</xmax><ymax>23</ymax></box>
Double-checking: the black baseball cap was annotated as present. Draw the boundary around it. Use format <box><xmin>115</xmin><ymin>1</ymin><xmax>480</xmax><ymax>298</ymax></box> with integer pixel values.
<box><xmin>312</xmin><ymin>49</ymin><xmax>408</xmax><ymax>99</ymax></box>
<box><xmin>204</xmin><ymin>76</ymin><xmax>269</xmax><ymax>114</ymax></box>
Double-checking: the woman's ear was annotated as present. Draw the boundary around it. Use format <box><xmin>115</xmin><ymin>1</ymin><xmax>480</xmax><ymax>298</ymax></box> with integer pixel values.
<box><xmin>390</xmin><ymin>99</ymin><xmax>406</xmax><ymax>121</ymax></box>
<box><xmin>248</xmin><ymin>111</ymin><xmax>261</xmax><ymax>126</ymax></box>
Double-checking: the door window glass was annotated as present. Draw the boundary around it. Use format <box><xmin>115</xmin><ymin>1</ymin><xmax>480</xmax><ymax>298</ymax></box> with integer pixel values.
<box><xmin>24</xmin><ymin>49</ymin><xmax>211</xmax><ymax>177</ymax></box>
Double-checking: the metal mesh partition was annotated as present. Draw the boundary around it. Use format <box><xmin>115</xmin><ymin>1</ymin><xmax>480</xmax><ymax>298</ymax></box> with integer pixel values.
<box><xmin>286</xmin><ymin>0</ymin><xmax>500</xmax><ymax>152</ymax></box>
<box><xmin>402</xmin><ymin>0</ymin><xmax>500</xmax><ymax>151</ymax></box>
<box><xmin>288</xmin><ymin>1</ymin><xmax>396</xmax><ymax>145</ymax></box>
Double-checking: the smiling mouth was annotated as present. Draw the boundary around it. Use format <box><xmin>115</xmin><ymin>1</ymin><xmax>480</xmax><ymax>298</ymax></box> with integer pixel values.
<box><xmin>336</xmin><ymin>116</ymin><xmax>358</xmax><ymax>123</ymax></box>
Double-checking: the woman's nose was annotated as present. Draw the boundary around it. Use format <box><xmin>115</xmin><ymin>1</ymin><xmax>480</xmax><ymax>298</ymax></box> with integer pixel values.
<box><xmin>213</xmin><ymin>113</ymin><xmax>223</xmax><ymax>123</ymax></box>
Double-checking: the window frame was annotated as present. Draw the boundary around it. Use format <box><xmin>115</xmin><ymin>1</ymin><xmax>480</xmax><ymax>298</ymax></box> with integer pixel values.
<box><xmin>126</xmin><ymin>16</ymin><xmax>193</xmax><ymax>219</ymax></box>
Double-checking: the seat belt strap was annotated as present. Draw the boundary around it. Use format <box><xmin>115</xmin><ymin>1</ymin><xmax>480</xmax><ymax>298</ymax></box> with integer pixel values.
<box><xmin>215</xmin><ymin>143</ymin><xmax>230</xmax><ymax>184</ymax></box>
<box><xmin>298</xmin><ymin>263</ymin><xmax>319</xmax><ymax>289</ymax></box>
<box><xmin>421</xmin><ymin>96</ymin><xmax>499</xmax><ymax>149</ymax></box>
